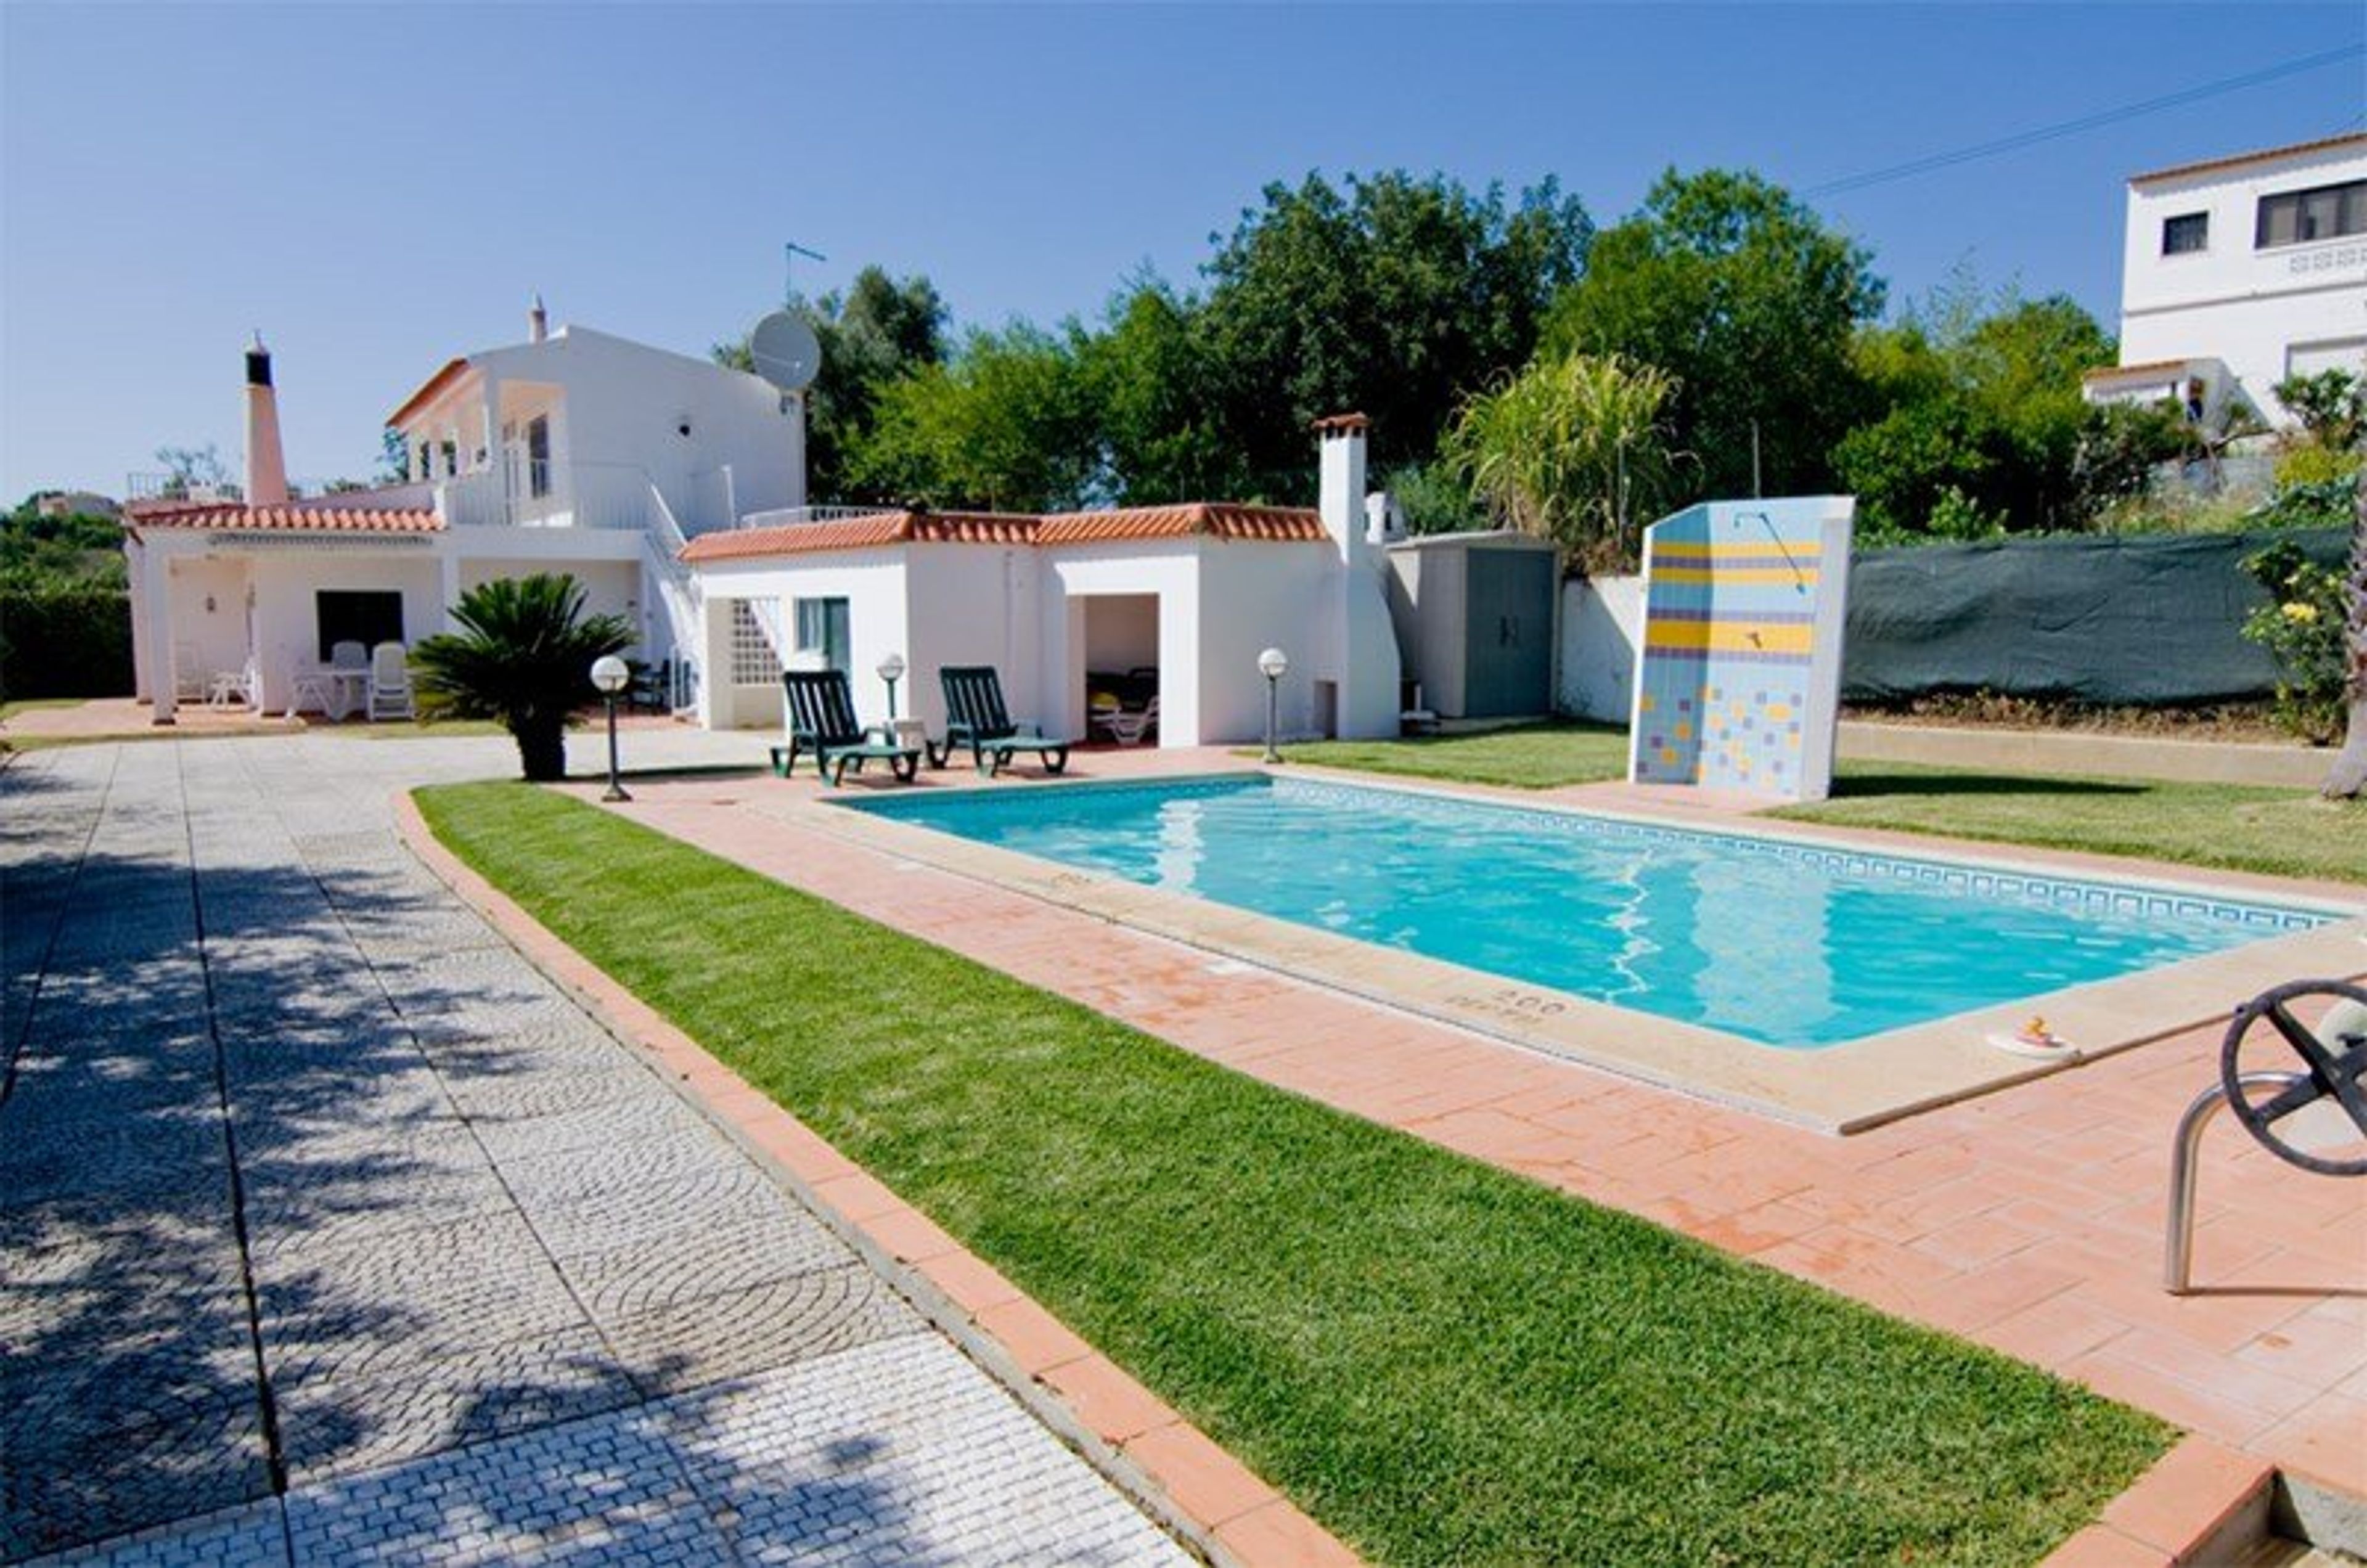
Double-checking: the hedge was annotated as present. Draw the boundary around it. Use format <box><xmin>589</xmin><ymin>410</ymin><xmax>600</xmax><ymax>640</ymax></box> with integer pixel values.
<box><xmin>1</xmin><ymin>585</ymin><xmax>134</xmax><ymax>701</ymax></box>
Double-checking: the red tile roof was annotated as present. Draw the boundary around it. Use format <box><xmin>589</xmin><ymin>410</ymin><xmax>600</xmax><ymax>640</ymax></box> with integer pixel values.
<box><xmin>124</xmin><ymin>500</ymin><xmax>444</xmax><ymax>534</ymax></box>
<box><xmin>386</xmin><ymin>357</ymin><xmax>473</xmax><ymax>428</ymax></box>
<box><xmin>2130</xmin><ymin>132</ymin><xmax>2367</xmax><ymax>186</ymax></box>
<box><xmin>680</xmin><ymin>502</ymin><xmax>1327</xmax><ymax>563</ymax></box>
<box><xmin>2081</xmin><ymin>356</ymin><xmax>2214</xmax><ymax>382</ymax></box>
<box><xmin>1036</xmin><ymin>503</ymin><xmax>1326</xmax><ymax>544</ymax></box>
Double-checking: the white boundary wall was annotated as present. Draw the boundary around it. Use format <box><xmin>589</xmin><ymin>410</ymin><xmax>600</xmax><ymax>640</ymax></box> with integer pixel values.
<box><xmin>1556</xmin><ymin>575</ymin><xmax>1643</xmax><ymax>721</ymax></box>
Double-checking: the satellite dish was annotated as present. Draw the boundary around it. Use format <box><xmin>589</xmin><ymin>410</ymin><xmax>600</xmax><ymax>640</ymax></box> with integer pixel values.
<box><xmin>750</xmin><ymin>311</ymin><xmax>822</xmax><ymax>393</ymax></box>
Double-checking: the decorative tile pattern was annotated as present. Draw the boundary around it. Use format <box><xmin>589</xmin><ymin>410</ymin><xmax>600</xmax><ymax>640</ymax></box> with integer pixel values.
<box><xmin>2</xmin><ymin>736</ymin><xmax>1186</xmax><ymax>1566</ymax></box>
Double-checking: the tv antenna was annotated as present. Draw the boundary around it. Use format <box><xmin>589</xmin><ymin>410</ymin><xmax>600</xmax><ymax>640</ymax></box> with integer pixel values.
<box><xmin>783</xmin><ymin>241</ymin><xmax>827</xmax><ymax>303</ymax></box>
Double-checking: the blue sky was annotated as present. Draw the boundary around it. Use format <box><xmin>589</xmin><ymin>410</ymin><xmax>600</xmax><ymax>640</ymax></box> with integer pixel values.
<box><xmin>4</xmin><ymin>3</ymin><xmax>2362</xmax><ymax>500</ymax></box>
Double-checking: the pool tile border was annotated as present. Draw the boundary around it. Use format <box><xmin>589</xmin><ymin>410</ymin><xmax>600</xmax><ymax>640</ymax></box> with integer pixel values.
<box><xmin>806</xmin><ymin>769</ymin><xmax>2367</xmax><ymax>1133</ymax></box>
<box><xmin>392</xmin><ymin>790</ymin><xmax>1362</xmax><ymax>1568</ymax></box>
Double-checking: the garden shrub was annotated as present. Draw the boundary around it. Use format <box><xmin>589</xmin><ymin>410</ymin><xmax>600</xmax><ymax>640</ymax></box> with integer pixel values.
<box><xmin>2241</xmin><ymin>537</ymin><xmax>2350</xmax><ymax>742</ymax></box>
<box><xmin>0</xmin><ymin>584</ymin><xmax>133</xmax><ymax>701</ymax></box>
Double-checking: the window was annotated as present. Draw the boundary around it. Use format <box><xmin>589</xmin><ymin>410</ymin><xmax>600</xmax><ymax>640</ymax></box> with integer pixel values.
<box><xmin>2255</xmin><ymin>179</ymin><xmax>2367</xmax><ymax>248</ymax></box>
<box><xmin>526</xmin><ymin>415</ymin><xmax>552</xmax><ymax>498</ymax></box>
<box><xmin>2161</xmin><ymin>212</ymin><xmax>2209</xmax><ymax>255</ymax></box>
<box><xmin>316</xmin><ymin>591</ymin><xmax>404</xmax><ymax>662</ymax></box>
<box><xmin>793</xmin><ymin>596</ymin><xmax>850</xmax><ymax>674</ymax></box>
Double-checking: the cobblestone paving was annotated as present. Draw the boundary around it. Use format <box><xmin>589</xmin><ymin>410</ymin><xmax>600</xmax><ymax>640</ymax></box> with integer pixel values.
<box><xmin>2</xmin><ymin>737</ymin><xmax>1188</xmax><ymax>1567</ymax></box>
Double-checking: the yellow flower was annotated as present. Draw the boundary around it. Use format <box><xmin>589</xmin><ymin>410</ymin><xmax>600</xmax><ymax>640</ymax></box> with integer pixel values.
<box><xmin>2280</xmin><ymin>601</ymin><xmax>2319</xmax><ymax>624</ymax></box>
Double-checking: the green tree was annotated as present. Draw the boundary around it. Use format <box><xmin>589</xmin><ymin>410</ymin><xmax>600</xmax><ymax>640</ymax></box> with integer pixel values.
<box><xmin>152</xmin><ymin>443</ymin><xmax>231</xmax><ymax>499</ymax></box>
<box><xmin>1197</xmin><ymin>171</ymin><xmax>1592</xmax><ymax>500</ymax></box>
<box><xmin>1082</xmin><ymin>275</ymin><xmax>1242</xmax><ymax>503</ymax></box>
<box><xmin>1545</xmin><ymin>169</ymin><xmax>1883</xmax><ymax>502</ymax></box>
<box><xmin>2</xmin><ymin>496</ymin><xmax>126</xmax><ymax>589</ymax></box>
<box><xmin>2274</xmin><ymin>367</ymin><xmax>2367</xmax><ymax>453</ymax></box>
<box><xmin>715</xmin><ymin>267</ymin><xmax>947</xmax><ymax>502</ymax></box>
<box><xmin>1440</xmin><ymin>351</ymin><xmax>1682</xmax><ymax>571</ymax></box>
<box><xmin>849</xmin><ymin>322</ymin><xmax>1103</xmax><ymax>512</ymax></box>
<box><xmin>409</xmin><ymin>573</ymin><xmax>633</xmax><ymax>782</ymax></box>
<box><xmin>1838</xmin><ymin>284</ymin><xmax>2116</xmax><ymax>535</ymax></box>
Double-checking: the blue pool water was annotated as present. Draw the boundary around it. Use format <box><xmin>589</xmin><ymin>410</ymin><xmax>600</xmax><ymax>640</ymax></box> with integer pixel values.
<box><xmin>849</xmin><ymin>776</ymin><xmax>2331</xmax><ymax>1048</ymax></box>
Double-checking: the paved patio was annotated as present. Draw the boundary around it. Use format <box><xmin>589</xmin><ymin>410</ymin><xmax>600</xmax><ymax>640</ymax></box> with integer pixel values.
<box><xmin>0</xmin><ymin>733</ymin><xmax>1188</xmax><ymax>1566</ymax></box>
<box><xmin>586</xmin><ymin>751</ymin><xmax>2367</xmax><ymax>1500</ymax></box>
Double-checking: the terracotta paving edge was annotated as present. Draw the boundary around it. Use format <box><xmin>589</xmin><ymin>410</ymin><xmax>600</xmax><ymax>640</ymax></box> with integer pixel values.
<box><xmin>2036</xmin><ymin>1437</ymin><xmax>2276</xmax><ymax>1566</ymax></box>
<box><xmin>391</xmin><ymin>787</ymin><xmax>1360</xmax><ymax>1568</ymax></box>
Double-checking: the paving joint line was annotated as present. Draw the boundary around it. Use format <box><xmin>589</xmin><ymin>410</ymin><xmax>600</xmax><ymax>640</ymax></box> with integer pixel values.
<box><xmin>171</xmin><ymin>743</ymin><xmax>295</xmax><ymax>1530</ymax></box>
<box><xmin>1</xmin><ymin>743</ymin><xmax>121</xmax><ymax>1108</ymax></box>
<box><xmin>241</xmin><ymin>754</ymin><xmax>756</xmax><ymax>1560</ymax></box>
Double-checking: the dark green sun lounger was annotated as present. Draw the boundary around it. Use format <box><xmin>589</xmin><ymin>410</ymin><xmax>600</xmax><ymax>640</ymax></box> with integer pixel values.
<box><xmin>933</xmin><ymin>665</ymin><xmax>1073</xmax><ymax>778</ymax></box>
<box><xmin>772</xmin><ymin>669</ymin><xmax>922</xmax><ymax>786</ymax></box>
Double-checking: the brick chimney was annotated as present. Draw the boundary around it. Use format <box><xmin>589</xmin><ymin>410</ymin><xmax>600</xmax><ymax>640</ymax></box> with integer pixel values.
<box><xmin>528</xmin><ymin>292</ymin><xmax>549</xmax><ymax>344</ymax></box>
<box><xmin>243</xmin><ymin>332</ymin><xmax>288</xmax><ymax>505</ymax></box>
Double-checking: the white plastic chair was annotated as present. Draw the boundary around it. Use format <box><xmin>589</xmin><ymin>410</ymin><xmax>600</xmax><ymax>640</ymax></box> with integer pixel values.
<box><xmin>366</xmin><ymin>642</ymin><xmax>414</xmax><ymax>721</ymax></box>
<box><xmin>206</xmin><ymin>656</ymin><xmax>258</xmax><ymax>711</ymax></box>
<box><xmin>1098</xmin><ymin>696</ymin><xmax>1159</xmax><ymax>746</ymax></box>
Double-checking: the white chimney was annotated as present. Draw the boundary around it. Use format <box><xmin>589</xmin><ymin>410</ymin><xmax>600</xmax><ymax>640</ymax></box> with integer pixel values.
<box><xmin>243</xmin><ymin>333</ymin><xmax>288</xmax><ymax>506</ymax></box>
<box><xmin>528</xmin><ymin>293</ymin><xmax>549</xmax><ymax>343</ymax></box>
<box><xmin>1314</xmin><ymin>412</ymin><xmax>1369</xmax><ymax>565</ymax></box>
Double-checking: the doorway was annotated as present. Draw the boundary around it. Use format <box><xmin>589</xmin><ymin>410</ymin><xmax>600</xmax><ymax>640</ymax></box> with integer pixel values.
<box><xmin>1081</xmin><ymin>593</ymin><xmax>1159</xmax><ymax>745</ymax></box>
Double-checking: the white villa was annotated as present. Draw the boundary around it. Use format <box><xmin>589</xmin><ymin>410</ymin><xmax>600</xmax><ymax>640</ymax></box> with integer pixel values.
<box><xmin>127</xmin><ymin>308</ymin><xmax>804</xmax><ymax>724</ymax></box>
<box><xmin>2083</xmin><ymin>132</ymin><xmax>2367</xmax><ymax>427</ymax></box>
<box><xmin>126</xmin><ymin>311</ymin><xmax>1407</xmax><ymax>745</ymax></box>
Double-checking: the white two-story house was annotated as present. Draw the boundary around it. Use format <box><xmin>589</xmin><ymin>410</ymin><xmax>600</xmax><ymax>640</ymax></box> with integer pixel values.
<box><xmin>126</xmin><ymin>306</ymin><xmax>806</xmax><ymax>722</ymax></box>
<box><xmin>2083</xmin><ymin>132</ymin><xmax>2367</xmax><ymax>427</ymax></box>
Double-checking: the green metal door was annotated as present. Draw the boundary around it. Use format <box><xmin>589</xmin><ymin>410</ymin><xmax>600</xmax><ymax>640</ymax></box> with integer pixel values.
<box><xmin>1463</xmin><ymin>549</ymin><xmax>1554</xmax><ymax>717</ymax></box>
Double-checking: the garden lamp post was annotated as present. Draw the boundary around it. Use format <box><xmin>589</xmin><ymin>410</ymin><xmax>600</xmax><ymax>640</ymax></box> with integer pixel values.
<box><xmin>589</xmin><ymin>655</ymin><xmax>631</xmax><ymax>803</ymax></box>
<box><xmin>878</xmin><ymin>651</ymin><xmax>907</xmax><ymax>720</ymax></box>
<box><xmin>1257</xmin><ymin>647</ymin><xmax>1289</xmax><ymax>764</ymax></box>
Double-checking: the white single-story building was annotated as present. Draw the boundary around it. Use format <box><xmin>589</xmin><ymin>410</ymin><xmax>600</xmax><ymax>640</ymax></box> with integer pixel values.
<box><xmin>680</xmin><ymin>415</ymin><xmax>1404</xmax><ymax>746</ymax></box>
<box><xmin>126</xmin><ymin>308</ymin><xmax>806</xmax><ymax>722</ymax></box>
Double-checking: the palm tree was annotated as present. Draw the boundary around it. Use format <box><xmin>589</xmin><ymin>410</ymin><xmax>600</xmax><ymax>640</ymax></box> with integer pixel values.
<box><xmin>410</xmin><ymin>573</ymin><xmax>634</xmax><ymax>782</ymax></box>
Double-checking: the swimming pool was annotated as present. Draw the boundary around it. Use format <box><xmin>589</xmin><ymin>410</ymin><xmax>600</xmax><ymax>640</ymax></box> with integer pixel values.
<box><xmin>850</xmin><ymin>775</ymin><xmax>2333</xmax><ymax>1049</ymax></box>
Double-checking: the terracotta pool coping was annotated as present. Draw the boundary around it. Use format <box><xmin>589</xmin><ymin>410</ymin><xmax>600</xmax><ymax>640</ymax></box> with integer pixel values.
<box><xmin>798</xmin><ymin>764</ymin><xmax>2367</xmax><ymax>1133</ymax></box>
<box><xmin>393</xmin><ymin>790</ymin><xmax>1359</xmax><ymax>1568</ymax></box>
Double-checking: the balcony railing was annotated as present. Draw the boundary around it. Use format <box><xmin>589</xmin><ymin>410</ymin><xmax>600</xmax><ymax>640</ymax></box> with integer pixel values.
<box><xmin>126</xmin><ymin>473</ymin><xmax>242</xmax><ymax>505</ymax></box>
<box><xmin>435</xmin><ymin>460</ymin><xmax>660</xmax><ymax>530</ymax></box>
<box><xmin>736</xmin><ymin>504</ymin><xmax>903</xmax><ymax>529</ymax></box>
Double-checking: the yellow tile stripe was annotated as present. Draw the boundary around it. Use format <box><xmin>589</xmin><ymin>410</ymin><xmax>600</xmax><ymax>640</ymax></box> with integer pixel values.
<box><xmin>1650</xmin><ymin>543</ymin><xmax>1822</xmax><ymax>563</ymax></box>
<box><xmin>1643</xmin><ymin>618</ymin><xmax>1817</xmax><ymax>655</ymax></box>
<box><xmin>1648</xmin><ymin>566</ymin><xmax>1821</xmax><ymax>587</ymax></box>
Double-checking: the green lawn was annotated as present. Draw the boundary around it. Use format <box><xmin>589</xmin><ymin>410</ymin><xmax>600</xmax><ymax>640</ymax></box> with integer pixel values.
<box><xmin>1778</xmin><ymin>766</ymin><xmax>2367</xmax><ymax>886</ymax></box>
<box><xmin>1272</xmin><ymin>724</ymin><xmax>2367</xmax><ymax>886</ymax></box>
<box><xmin>418</xmin><ymin>782</ymin><xmax>2169</xmax><ymax>1568</ymax></box>
<box><xmin>1276</xmin><ymin>721</ymin><xmax>1629</xmax><ymax>789</ymax></box>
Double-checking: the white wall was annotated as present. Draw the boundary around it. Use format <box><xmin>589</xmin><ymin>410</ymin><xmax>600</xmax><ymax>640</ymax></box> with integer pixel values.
<box><xmin>166</xmin><ymin>558</ymin><xmax>253</xmax><ymax>692</ymax></box>
<box><xmin>691</xmin><ymin>549</ymin><xmax>910</xmax><ymax>729</ymax></box>
<box><xmin>247</xmin><ymin>550</ymin><xmax>443</xmax><ymax>713</ymax></box>
<box><xmin>1193</xmin><ymin>541</ymin><xmax>1341</xmax><ymax>744</ymax></box>
<box><xmin>1042</xmin><ymin>545</ymin><xmax>1203</xmax><ymax>745</ymax></box>
<box><xmin>432</xmin><ymin>326</ymin><xmax>803</xmax><ymax>532</ymax></box>
<box><xmin>2117</xmin><ymin>142</ymin><xmax>2367</xmax><ymax>422</ymax></box>
<box><xmin>904</xmin><ymin>545</ymin><xmax>1043</xmax><ymax>732</ymax></box>
<box><xmin>1082</xmin><ymin>594</ymin><xmax>1159</xmax><ymax>672</ymax></box>
<box><xmin>1558</xmin><ymin>574</ymin><xmax>1642</xmax><ymax>721</ymax></box>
